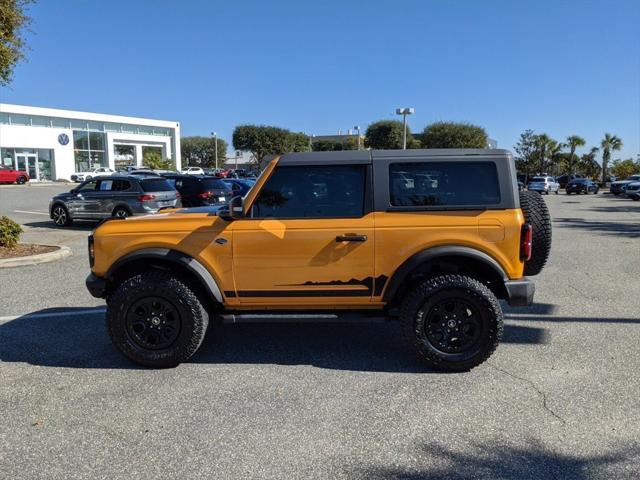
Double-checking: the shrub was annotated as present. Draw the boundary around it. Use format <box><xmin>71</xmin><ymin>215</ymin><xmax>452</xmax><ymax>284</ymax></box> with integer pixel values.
<box><xmin>0</xmin><ymin>216</ymin><xmax>23</xmax><ymax>248</ymax></box>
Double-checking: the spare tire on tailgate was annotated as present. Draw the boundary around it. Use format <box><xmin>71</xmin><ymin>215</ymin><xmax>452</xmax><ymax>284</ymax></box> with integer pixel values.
<box><xmin>519</xmin><ymin>191</ymin><xmax>551</xmax><ymax>276</ymax></box>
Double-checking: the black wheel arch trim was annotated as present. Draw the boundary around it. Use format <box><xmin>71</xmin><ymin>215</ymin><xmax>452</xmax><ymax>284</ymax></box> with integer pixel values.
<box><xmin>106</xmin><ymin>248</ymin><xmax>223</xmax><ymax>303</ymax></box>
<box><xmin>381</xmin><ymin>245</ymin><xmax>509</xmax><ymax>302</ymax></box>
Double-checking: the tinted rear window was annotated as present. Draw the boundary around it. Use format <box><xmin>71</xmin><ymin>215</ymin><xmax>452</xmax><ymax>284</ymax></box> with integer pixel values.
<box><xmin>530</xmin><ymin>177</ymin><xmax>546</xmax><ymax>182</ymax></box>
<box><xmin>140</xmin><ymin>178</ymin><xmax>174</xmax><ymax>192</ymax></box>
<box><xmin>389</xmin><ymin>162</ymin><xmax>500</xmax><ymax>207</ymax></box>
<box><xmin>201</xmin><ymin>178</ymin><xmax>229</xmax><ymax>190</ymax></box>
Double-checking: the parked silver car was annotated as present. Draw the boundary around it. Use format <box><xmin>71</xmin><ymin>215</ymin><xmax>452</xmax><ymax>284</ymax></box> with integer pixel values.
<box><xmin>625</xmin><ymin>182</ymin><xmax>640</xmax><ymax>201</ymax></box>
<box><xmin>49</xmin><ymin>175</ymin><xmax>181</xmax><ymax>226</ymax></box>
<box><xmin>527</xmin><ymin>176</ymin><xmax>560</xmax><ymax>195</ymax></box>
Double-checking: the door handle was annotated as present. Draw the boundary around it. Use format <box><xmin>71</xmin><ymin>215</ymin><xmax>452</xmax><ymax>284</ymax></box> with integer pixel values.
<box><xmin>336</xmin><ymin>234</ymin><xmax>368</xmax><ymax>242</ymax></box>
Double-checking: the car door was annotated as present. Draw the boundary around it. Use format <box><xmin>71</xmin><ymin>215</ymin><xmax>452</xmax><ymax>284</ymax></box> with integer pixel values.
<box><xmin>0</xmin><ymin>166</ymin><xmax>10</xmax><ymax>182</ymax></box>
<box><xmin>230</xmin><ymin>162</ymin><xmax>374</xmax><ymax>305</ymax></box>
<box><xmin>93</xmin><ymin>178</ymin><xmax>119</xmax><ymax>217</ymax></box>
<box><xmin>67</xmin><ymin>179</ymin><xmax>98</xmax><ymax>217</ymax></box>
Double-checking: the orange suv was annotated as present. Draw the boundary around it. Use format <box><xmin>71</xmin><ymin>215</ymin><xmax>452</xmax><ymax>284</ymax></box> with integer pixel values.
<box><xmin>86</xmin><ymin>149</ymin><xmax>551</xmax><ymax>371</ymax></box>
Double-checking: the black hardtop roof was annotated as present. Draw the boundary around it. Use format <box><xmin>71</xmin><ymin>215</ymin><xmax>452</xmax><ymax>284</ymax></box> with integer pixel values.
<box><xmin>278</xmin><ymin>149</ymin><xmax>512</xmax><ymax>165</ymax></box>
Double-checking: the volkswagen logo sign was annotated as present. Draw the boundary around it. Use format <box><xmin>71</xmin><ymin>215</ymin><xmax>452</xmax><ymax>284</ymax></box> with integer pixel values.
<box><xmin>58</xmin><ymin>133</ymin><xmax>70</xmax><ymax>145</ymax></box>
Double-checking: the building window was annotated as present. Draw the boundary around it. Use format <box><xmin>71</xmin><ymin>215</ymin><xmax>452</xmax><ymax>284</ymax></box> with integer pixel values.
<box><xmin>114</xmin><ymin>144</ymin><xmax>136</xmax><ymax>170</ymax></box>
<box><xmin>73</xmin><ymin>129</ymin><xmax>106</xmax><ymax>172</ymax></box>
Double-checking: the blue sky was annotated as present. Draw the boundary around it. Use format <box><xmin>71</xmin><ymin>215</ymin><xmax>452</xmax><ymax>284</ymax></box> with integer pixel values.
<box><xmin>1</xmin><ymin>0</ymin><xmax>638</xmax><ymax>159</ymax></box>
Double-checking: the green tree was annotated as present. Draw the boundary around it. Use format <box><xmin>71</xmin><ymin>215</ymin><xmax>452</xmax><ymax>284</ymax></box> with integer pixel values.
<box><xmin>312</xmin><ymin>139</ymin><xmax>344</xmax><ymax>151</ymax></box>
<box><xmin>181</xmin><ymin>136</ymin><xmax>228</xmax><ymax>169</ymax></box>
<box><xmin>232</xmin><ymin>125</ymin><xmax>308</xmax><ymax>167</ymax></box>
<box><xmin>142</xmin><ymin>150</ymin><xmax>172</xmax><ymax>170</ymax></box>
<box><xmin>288</xmin><ymin>132</ymin><xmax>311</xmax><ymax>153</ymax></box>
<box><xmin>0</xmin><ymin>0</ymin><xmax>32</xmax><ymax>86</ymax></box>
<box><xmin>600</xmin><ymin>133</ymin><xmax>623</xmax><ymax>182</ymax></box>
<box><xmin>565</xmin><ymin>135</ymin><xmax>586</xmax><ymax>174</ymax></box>
<box><xmin>365</xmin><ymin>120</ymin><xmax>409</xmax><ymax>149</ymax></box>
<box><xmin>421</xmin><ymin>122</ymin><xmax>488</xmax><ymax>149</ymax></box>
<box><xmin>533</xmin><ymin>133</ymin><xmax>554</xmax><ymax>174</ymax></box>
<box><xmin>610</xmin><ymin>158</ymin><xmax>640</xmax><ymax>179</ymax></box>
<box><xmin>514</xmin><ymin>129</ymin><xmax>537</xmax><ymax>180</ymax></box>
<box><xmin>547</xmin><ymin>139</ymin><xmax>564</xmax><ymax>176</ymax></box>
<box><xmin>577</xmin><ymin>147</ymin><xmax>600</xmax><ymax>179</ymax></box>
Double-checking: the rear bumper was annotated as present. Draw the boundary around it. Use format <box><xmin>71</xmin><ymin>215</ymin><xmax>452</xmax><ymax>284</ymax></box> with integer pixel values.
<box><xmin>504</xmin><ymin>277</ymin><xmax>535</xmax><ymax>306</ymax></box>
<box><xmin>86</xmin><ymin>273</ymin><xmax>107</xmax><ymax>298</ymax></box>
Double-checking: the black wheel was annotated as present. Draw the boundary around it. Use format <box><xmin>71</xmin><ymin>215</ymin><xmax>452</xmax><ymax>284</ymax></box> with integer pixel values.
<box><xmin>112</xmin><ymin>206</ymin><xmax>130</xmax><ymax>218</ymax></box>
<box><xmin>554</xmin><ymin>189</ymin><xmax>558</xmax><ymax>195</ymax></box>
<box><xmin>566</xmin><ymin>191</ymin><xmax>571</xmax><ymax>195</ymax></box>
<box><xmin>519</xmin><ymin>190</ymin><xmax>552</xmax><ymax>276</ymax></box>
<box><xmin>400</xmin><ymin>275</ymin><xmax>503</xmax><ymax>372</ymax></box>
<box><xmin>107</xmin><ymin>271</ymin><xmax>209</xmax><ymax>367</ymax></box>
<box><xmin>51</xmin><ymin>204</ymin><xmax>73</xmax><ymax>226</ymax></box>
<box><xmin>86</xmin><ymin>175</ymin><xmax>92</xmax><ymax>180</ymax></box>
<box><xmin>16</xmin><ymin>176</ymin><xmax>27</xmax><ymax>184</ymax></box>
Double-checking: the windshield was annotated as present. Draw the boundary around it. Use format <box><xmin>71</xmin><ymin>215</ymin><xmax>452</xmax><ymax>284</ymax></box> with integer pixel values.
<box><xmin>140</xmin><ymin>178</ymin><xmax>174</xmax><ymax>192</ymax></box>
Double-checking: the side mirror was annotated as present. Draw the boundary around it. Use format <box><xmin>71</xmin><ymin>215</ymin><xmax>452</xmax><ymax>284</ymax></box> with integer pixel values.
<box><xmin>219</xmin><ymin>195</ymin><xmax>245</xmax><ymax>221</ymax></box>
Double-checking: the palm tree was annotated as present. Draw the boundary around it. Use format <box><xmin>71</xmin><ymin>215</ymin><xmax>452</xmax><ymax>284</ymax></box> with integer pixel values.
<box><xmin>534</xmin><ymin>134</ymin><xmax>552</xmax><ymax>173</ymax></box>
<box><xmin>600</xmin><ymin>134</ymin><xmax>623</xmax><ymax>183</ymax></box>
<box><xmin>578</xmin><ymin>147</ymin><xmax>600</xmax><ymax>178</ymax></box>
<box><xmin>548</xmin><ymin>140</ymin><xmax>564</xmax><ymax>176</ymax></box>
<box><xmin>566</xmin><ymin>135</ymin><xmax>586</xmax><ymax>174</ymax></box>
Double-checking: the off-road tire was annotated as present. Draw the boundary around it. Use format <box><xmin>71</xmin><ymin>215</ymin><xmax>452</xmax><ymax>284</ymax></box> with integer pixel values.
<box><xmin>400</xmin><ymin>275</ymin><xmax>503</xmax><ymax>372</ymax></box>
<box><xmin>107</xmin><ymin>271</ymin><xmax>209</xmax><ymax>367</ymax></box>
<box><xmin>519</xmin><ymin>190</ymin><xmax>552</xmax><ymax>276</ymax></box>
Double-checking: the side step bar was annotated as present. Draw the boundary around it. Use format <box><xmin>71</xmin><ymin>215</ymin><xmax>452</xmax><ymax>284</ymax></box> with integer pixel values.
<box><xmin>221</xmin><ymin>312</ymin><xmax>388</xmax><ymax>324</ymax></box>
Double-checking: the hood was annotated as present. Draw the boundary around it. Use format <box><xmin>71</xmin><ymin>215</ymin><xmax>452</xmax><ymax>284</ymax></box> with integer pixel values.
<box><xmin>93</xmin><ymin>205</ymin><xmax>227</xmax><ymax>236</ymax></box>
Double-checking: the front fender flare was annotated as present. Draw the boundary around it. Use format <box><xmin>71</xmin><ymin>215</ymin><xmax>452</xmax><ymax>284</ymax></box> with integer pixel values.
<box><xmin>107</xmin><ymin>248</ymin><xmax>223</xmax><ymax>303</ymax></box>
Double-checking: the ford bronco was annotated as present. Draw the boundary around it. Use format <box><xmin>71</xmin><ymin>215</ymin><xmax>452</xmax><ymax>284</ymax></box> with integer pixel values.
<box><xmin>86</xmin><ymin>149</ymin><xmax>551</xmax><ymax>371</ymax></box>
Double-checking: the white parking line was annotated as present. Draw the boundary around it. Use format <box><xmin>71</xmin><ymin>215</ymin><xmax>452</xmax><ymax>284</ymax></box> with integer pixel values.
<box><xmin>0</xmin><ymin>307</ymin><xmax>106</xmax><ymax>324</ymax></box>
<box><xmin>13</xmin><ymin>210</ymin><xmax>49</xmax><ymax>216</ymax></box>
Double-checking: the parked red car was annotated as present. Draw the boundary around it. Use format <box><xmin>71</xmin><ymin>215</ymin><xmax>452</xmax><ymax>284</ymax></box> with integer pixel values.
<box><xmin>0</xmin><ymin>166</ymin><xmax>29</xmax><ymax>184</ymax></box>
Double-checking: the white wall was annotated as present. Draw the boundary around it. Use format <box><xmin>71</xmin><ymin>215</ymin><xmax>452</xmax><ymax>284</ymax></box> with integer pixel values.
<box><xmin>0</xmin><ymin>124</ymin><xmax>181</xmax><ymax>180</ymax></box>
<box><xmin>0</xmin><ymin>124</ymin><xmax>75</xmax><ymax>180</ymax></box>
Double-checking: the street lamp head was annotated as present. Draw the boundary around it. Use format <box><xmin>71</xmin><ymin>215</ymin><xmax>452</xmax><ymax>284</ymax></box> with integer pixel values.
<box><xmin>395</xmin><ymin>107</ymin><xmax>415</xmax><ymax>115</ymax></box>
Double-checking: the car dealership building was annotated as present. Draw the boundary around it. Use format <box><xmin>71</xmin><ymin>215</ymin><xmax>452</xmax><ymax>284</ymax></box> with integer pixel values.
<box><xmin>0</xmin><ymin>103</ymin><xmax>181</xmax><ymax>181</ymax></box>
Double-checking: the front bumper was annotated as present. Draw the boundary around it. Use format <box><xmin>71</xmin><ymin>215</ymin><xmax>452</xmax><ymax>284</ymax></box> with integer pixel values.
<box><xmin>504</xmin><ymin>277</ymin><xmax>535</xmax><ymax>306</ymax></box>
<box><xmin>86</xmin><ymin>273</ymin><xmax>107</xmax><ymax>298</ymax></box>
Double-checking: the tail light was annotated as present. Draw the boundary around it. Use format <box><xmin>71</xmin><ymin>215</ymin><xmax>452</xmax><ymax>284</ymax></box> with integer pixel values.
<box><xmin>197</xmin><ymin>191</ymin><xmax>214</xmax><ymax>199</ymax></box>
<box><xmin>175</xmin><ymin>192</ymin><xmax>181</xmax><ymax>199</ymax></box>
<box><xmin>520</xmin><ymin>223</ymin><xmax>532</xmax><ymax>261</ymax></box>
<box><xmin>138</xmin><ymin>194</ymin><xmax>156</xmax><ymax>202</ymax></box>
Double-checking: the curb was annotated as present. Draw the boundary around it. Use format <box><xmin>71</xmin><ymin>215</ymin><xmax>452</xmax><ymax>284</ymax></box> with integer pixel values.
<box><xmin>0</xmin><ymin>245</ymin><xmax>72</xmax><ymax>268</ymax></box>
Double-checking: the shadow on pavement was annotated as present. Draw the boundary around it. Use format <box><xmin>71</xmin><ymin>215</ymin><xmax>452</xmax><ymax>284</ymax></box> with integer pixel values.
<box><xmin>22</xmin><ymin>220</ymin><xmax>98</xmax><ymax>231</ymax></box>
<box><xmin>351</xmin><ymin>439</ymin><xmax>639</xmax><ymax>480</ymax></box>
<box><xmin>0</xmin><ymin>307</ymin><xmax>548</xmax><ymax>372</ymax></box>
<box><xmin>554</xmin><ymin>218</ymin><xmax>640</xmax><ymax>238</ymax></box>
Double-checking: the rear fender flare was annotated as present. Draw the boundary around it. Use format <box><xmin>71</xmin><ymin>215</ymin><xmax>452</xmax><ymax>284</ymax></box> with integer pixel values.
<box><xmin>382</xmin><ymin>246</ymin><xmax>508</xmax><ymax>302</ymax></box>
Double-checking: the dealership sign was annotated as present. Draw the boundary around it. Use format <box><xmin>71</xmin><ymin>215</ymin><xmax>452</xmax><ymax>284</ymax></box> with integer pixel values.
<box><xmin>58</xmin><ymin>133</ymin><xmax>69</xmax><ymax>145</ymax></box>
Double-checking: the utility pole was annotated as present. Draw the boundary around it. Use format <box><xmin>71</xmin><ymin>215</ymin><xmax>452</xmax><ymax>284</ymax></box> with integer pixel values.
<box><xmin>395</xmin><ymin>107</ymin><xmax>415</xmax><ymax>149</ymax></box>
<box><xmin>354</xmin><ymin>125</ymin><xmax>361</xmax><ymax>150</ymax></box>
<box><xmin>212</xmin><ymin>131</ymin><xmax>218</xmax><ymax>170</ymax></box>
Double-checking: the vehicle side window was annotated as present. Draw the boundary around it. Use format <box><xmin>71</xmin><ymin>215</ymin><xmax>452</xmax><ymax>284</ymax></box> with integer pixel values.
<box><xmin>389</xmin><ymin>162</ymin><xmax>500</xmax><ymax>207</ymax></box>
<box><xmin>77</xmin><ymin>180</ymin><xmax>98</xmax><ymax>192</ymax></box>
<box><xmin>111</xmin><ymin>180</ymin><xmax>131</xmax><ymax>191</ymax></box>
<box><xmin>252</xmin><ymin>165</ymin><xmax>366</xmax><ymax>219</ymax></box>
<box><xmin>97</xmin><ymin>180</ymin><xmax>114</xmax><ymax>191</ymax></box>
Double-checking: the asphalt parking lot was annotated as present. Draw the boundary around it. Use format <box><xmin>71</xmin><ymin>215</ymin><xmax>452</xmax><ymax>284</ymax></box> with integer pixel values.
<box><xmin>1</xmin><ymin>184</ymin><xmax>639</xmax><ymax>479</ymax></box>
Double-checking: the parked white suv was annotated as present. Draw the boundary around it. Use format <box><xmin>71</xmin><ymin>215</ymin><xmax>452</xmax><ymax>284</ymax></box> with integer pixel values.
<box><xmin>181</xmin><ymin>166</ymin><xmax>205</xmax><ymax>175</ymax></box>
<box><xmin>527</xmin><ymin>176</ymin><xmax>560</xmax><ymax>195</ymax></box>
<box><xmin>71</xmin><ymin>167</ymin><xmax>115</xmax><ymax>182</ymax></box>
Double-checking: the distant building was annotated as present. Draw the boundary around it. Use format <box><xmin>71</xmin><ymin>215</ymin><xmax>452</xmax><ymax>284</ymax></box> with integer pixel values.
<box><xmin>0</xmin><ymin>103</ymin><xmax>180</xmax><ymax>181</ymax></box>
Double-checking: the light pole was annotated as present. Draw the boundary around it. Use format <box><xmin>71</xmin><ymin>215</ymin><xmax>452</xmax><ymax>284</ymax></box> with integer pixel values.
<box><xmin>211</xmin><ymin>132</ymin><xmax>218</xmax><ymax>170</ymax></box>
<box><xmin>354</xmin><ymin>125</ymin><xmax>361</xmax><ymax>150</ymax></box>
<box><xmin>395</xmin><ymin>107</ymin><xmax>415</xmax><ymax>149</ymax></box>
